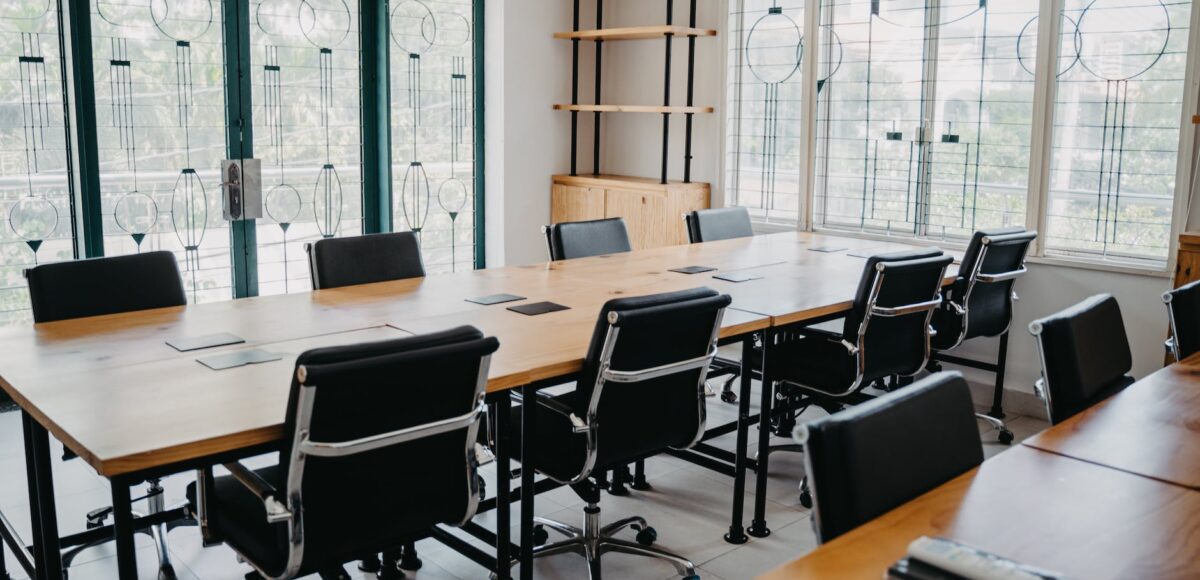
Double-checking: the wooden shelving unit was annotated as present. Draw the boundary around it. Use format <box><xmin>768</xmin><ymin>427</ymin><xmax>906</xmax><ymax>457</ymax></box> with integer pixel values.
<box><xmin>553</xmin><ymin>25</ymin><xmax>716</xmax><ymax>42</ymax></box>
<box><xmin>550</xmin><ymin>1</ymin><xmax>716</xmax><ymax>250</ymax></box>
<box><xmin>553</xmin><ymin>104</ymin><xmax>714</xmax><ymax>114</ymax></box>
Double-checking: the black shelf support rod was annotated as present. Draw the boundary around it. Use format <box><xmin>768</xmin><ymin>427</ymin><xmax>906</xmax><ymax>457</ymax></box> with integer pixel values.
<box><xmin>570</xmin><ymin>0</ymin><xmax>580</xmax><ymax>176</ymax></box>
<box><xmin>593</xmin><ymin>0</ymin><xmax>604</xmax><ymax>176</ymax></box>
<box><xmin>661</xmin><ymin>0</ymin><xmax>674</xmax><ymax>184</ymax></box>
<box><xmin>684</xmin><ymin>0</ymin><xmax>697</xmax><ymax>183</ymax></box>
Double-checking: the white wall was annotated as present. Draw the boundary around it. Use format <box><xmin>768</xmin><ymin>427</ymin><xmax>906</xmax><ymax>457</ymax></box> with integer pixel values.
<box><xmin>485</xmin><ymin>0</ymin><xmax>595</xmax><ymax>267</ymax></box>
<box><xmin>485</xmin><ymin>1</ymin><xmax>1179</xmax><ymax>411</ymax></box>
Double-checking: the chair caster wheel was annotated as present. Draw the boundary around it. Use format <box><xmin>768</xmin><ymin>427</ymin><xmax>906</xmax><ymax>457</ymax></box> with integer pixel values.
<box><xmin>799</xmin><ymin>489</ymin><xmax>812</xmax><ymax>509</ymax></box>
<box><xmin>359</xmin><ymin>556</ymin><xmax>382</xmax><ymax>573</ymax></box>
<box><xmin>683</xmin><ymin>575</ymin><xmax>701</xmax><ymax>580</ymax></box>
<box><xmin>158</xmin><ymin>564</ymin><xmax>177</xmax><ymax>580</ymax></box>
<box><xmin>634</xmin><ymin>526</ymin><xmax>657</xmax><ymax>546</ymax></box>
<box><xmin>998</xmin><ymin>429</ymin><xmax>1014</xmax><ymax>445</ymax></box>
<box><xmin>720</xmin><ymin>390</ymin><xmax>737</xmax><ymax>404</ymax></box>
<box><xmin>532</xmin><ymin>524</ymin><xmax>550</xmax><ymax>546</ymax></box>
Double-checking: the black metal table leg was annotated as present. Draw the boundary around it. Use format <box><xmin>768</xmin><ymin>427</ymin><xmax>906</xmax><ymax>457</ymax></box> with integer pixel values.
<box><xmin>725</xmin><ymin>334</ymin><xmax>755</xmax><ymax>544</ymax></box>
<box><xmin>519</xmin><ymin>384</ymin><xmax>537</xmax><ymax>580</ymax></box>
<box><xmin>23</xmin><ymin>412</ymin><xmax>62</xmax><ymax>580</ymax></box>
<box><xmin>111</xmin><ymin>477</ymin><xmax>137</xmax><ymax>579</ymax></box>
<box><xmin>989</xmin><ymin>332</ymin><xmax>1009</xmax><ymax>419</ymax></box>
<box><xmin>748</xmin><ymin>330</ymin><xmax>773</xmax><ymax>538</ymax></box>
<box><xmin>493</xmin><ymin>393</ymin><xmax>512</xmax><ymax>580</ymax></box>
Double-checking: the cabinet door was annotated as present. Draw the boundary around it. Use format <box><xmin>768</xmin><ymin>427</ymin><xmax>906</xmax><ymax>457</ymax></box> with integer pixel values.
<box><xmin>552</xmin><ymin>185</ymin><xmax>606</xmax><ymax>224</ymax></box>
<box><xmin>605</xmin><ymin>189</ymin><xmax>672</xmax><ymax>250</ymax></box>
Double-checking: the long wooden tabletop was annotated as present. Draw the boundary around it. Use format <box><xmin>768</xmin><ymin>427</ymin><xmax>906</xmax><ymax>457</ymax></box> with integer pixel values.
<box><xmin>0</xmin><ymin>231</ymin><xmax>954</xmax><ymax>477</ymax></box>
<box><xmin>759</xmin><ymin>446</ymin><xmax>1200</xmax><ymax>579</ymax></box>
<box><xmin>1022</xmin><ymin>352</ymin><xmax>1200</xmax><ymax>490</ymax></box>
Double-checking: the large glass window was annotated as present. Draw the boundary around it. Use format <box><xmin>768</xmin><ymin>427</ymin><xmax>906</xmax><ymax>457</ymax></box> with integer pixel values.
<box><xmin>92</xmin><ymin>0</ymin><xmax>233</xmax><ymax>303</ymax></box>
<box><xmin>812</xmin><ymin>0</ymin><xmax>1039</xmax><ymax>240</ymax></box>
<box><xmin>252</xmin><ymin>0</ymin><xmax>364</xmax><ymax>295</ymax></box>
<box><xmin>1044</xmin><ymin>0</ymin><xmax>1192</xmax><ymax>263</ymax></box>
<box><xmin>725</xmin><ymin>0</ymin><xmax>808</xmax><ymax>227</ymax></box>
<box><xmin>390</xmin><ymin>0</ymin><xmax>477</xmax><ymax>273</ymax></box>
<box><xmin>0</xmin><ymin>1</ymin><xmax>74</xmax><ymax>324</ymax></box>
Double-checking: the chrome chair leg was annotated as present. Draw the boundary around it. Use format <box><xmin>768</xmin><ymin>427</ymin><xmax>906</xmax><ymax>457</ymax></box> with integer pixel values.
<box><xmin>599</xmin><ymin>516</ymin><xmax>646</xmax><ymax>537</ymax></box>
<box><xmin>534</xmin><ymin>516</ymin><xmax>582</xmax><ymax>538</ymax></box>
<box><xmin>599</xmin><ymin>538</ymin><xmax>696</xmax><ymax>578</ymax></box>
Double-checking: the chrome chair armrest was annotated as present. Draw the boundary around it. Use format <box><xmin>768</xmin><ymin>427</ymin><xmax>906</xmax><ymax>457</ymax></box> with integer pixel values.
<box><xmin>871</xmin><ymin>296</ymin><xmax>942</xmax><ymax>317</ymax></box>
<box><xmin>1033</xmin><ymin>378</ymin><xmax>1046</xmax><ymax>400</ymax></box>
<box><xmin>977</xmin><ymin>266</ymin><xmax>1027</xmax><ymax>283</ymax></box>
<box><xmin>1164</xmin><ymin>337</ymin><xmax>1176</xmax><ymax>355</ymax></box>
<box><xmin>518</xmin><ymin>391</ymin><xmax>589</xmax><ymax>433</ymax></box>
<box><xmin>222</xmin><ymin>462</ymin><xmax>293</xmax><ymax>524</ymax></box>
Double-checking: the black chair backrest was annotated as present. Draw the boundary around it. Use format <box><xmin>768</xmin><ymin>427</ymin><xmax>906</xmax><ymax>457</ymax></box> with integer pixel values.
<box><xmin>306</xmin><ymin>232</ymin><xmax>425</xmax><ymax>290</ymax></box>
<box><xmin>279</xmin><ymin>326</ymin><xmax>498</xmax><ymax>571</ymax></box>
<box><xmin>685</xmin><ymin>207</ymin><xmax>754</xmax><ymax>244</ymax></box>
<box><xmin>25</xmin><ymin>251</ymin><xmax>187</xmax><ymax>323</ymax></box>
<box><xmin>843</xmin><ymin>248</ymin><xmax>953</xmax><ymax>385</ymax></box>
<box><xmin>1164</xmin><ymin>279</ymin><xmax>1200</xmax><ymax>360</ymax></box>
<box><xmin>1030</xmin><ymin>294</ymin><xmax>1133</xmax><ymax>424</ymax></box>
<box><xmin>544</xmin><ymin>217</ymin><xmax>632</xmax><ymax>261</ymax></box>
<box><xmin>949</xmin><ymin>228</ymin><xmax>1037</xmax><ymax>341</ymax></box>
<box><xmin>798</xmin><ymin>371</ymin><xmax>983</xmax><ymax>544</ymax></box>
<box><xmin>571</xmin><ymin>287</ymin><xmax>731</xmax><ymax>471</ymax></box>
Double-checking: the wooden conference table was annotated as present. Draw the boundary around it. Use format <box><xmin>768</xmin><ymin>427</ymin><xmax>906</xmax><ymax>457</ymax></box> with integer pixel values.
<box><xmin>762</xmin><ymin>354</ymin><xmax>1200</xmax><ymax>579</ymax></box>
<box><xmin>0</xmin><ymin>231</ymin><xmax>956</xmax><ymax>579</ymax></box>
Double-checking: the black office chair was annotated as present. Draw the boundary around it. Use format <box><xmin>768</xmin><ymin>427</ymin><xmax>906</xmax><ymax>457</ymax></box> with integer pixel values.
<box><xmin>928</xmin><ymin>228</ymin><xmax>1037</xmax><ymax>444</ymax></box>
<box><xmin>767</xmin><ymin>248</ymin><xmax>952</xmax><ymax>506</ymax></box>
<box><xmin>305</xmin><ymin>231</ymin><xmax>425</xmax><ymax>290</ymax></box>
<box><xmin>25</xmin><ymin>251</ymin><xmax>188</xmax><ymax>578</ymax></box>
<box><xmin>1163</xmin><ymin>279</ymin><xmax>1200</xmax><ymax>361</ymax></box>
<box><xmin>1029</xmin><ymin>294</ymin><xmax>1134</xmax><ymax>425</ymax></box>
<box><xmin>794</xmin><ymin>371</ymin><xmax>983</xmax><ymax>544</ymax></box>
<box><xmin>187</xmin><ymin>326</ymin><xmax>499</xmax><ymax>580</ymax></box>
<box><xmin>683</xmin><ymin>207</ymin><xmax>757</xmax><ymax>404</ymax></box>
<box><xmin>684</xmin><ymin>207</ymin><xmax>753</xmax><ymax>244</ymax></box>
<box><xmin>514</xmin><ymin>288</ymin><xmax>729</xmax><ymax>579</ymax></box>
<box><xmin>543</xmin><ymin>217</ymin><xmax>632</xmax><ymax>261</ymax></box>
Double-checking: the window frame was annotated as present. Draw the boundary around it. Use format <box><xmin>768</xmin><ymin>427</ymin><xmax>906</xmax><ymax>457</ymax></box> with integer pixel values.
<box><xmin>721</xmin><ymin>0</ymin><xmax>1200</xmax><ymax>277</ymax></box>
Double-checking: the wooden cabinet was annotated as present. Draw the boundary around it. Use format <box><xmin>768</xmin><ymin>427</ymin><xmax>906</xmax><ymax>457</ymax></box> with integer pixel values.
<box><xmin>1174</xmin><ymin>232</ymin><xmax>1200</xmax><ymax>288</ymax></box>
<box><xmin>550</xmin><ymin>174</ymin><xmax>710</xmax><ymax>250</ymax></box>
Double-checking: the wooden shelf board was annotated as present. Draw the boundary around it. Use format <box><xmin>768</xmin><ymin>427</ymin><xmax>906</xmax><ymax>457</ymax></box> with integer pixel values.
<box><xmin>554</xmin><ymin>104</ymin><xmax>714</xmax><ymax>114</ymax></box>
<box><xmin>553</xmin><ymin>173</ymin><xmax>709</xmax><ymax>191</ymax></box>
<box><xmin>1193</xmin><ymin>114</ymin><xmax>1200</xmax><ymax>124</ymax></box>
<box><xmin>554</xmin><ymin>26</ymin><xmax>717</xmax><ymax>41</ymax></box>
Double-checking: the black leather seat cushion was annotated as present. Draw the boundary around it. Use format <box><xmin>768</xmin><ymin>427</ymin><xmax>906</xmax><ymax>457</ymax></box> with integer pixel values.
<box><xmin>308</xmin><ymin>232</ymin><xmax>425</xmax><ymax>289</ymax></box>
<box><xmin>804</xmin><ymin>372</ymin><xmax>983</xmax><ymax>542</ymax></box>
<box><xmin>186</xmin><ymin>466</ymin><xmax>289</xmax><ymax>575</ymax></box>
<box><xmin>774</xmin><ymin>334</ymin><xmax>857</xmax><ymax>395</ymax></box>
<box><xmin>509</xmin><ymin>395</ymin><xmax>591</xmax><ymax>483</ymax></box>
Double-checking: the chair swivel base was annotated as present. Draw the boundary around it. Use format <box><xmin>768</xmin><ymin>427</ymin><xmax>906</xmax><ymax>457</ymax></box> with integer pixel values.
<box><xmin>63</xmin><ymin>479</ymin><xmax>191</xmax><ymax>580</ymax></box>
<box><xmin>510</xmin><ymin>506</ymin><xmax>699</xmax><ymax>579</ymax></box>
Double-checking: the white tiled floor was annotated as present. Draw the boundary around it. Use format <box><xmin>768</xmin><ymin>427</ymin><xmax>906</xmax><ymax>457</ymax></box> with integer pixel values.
<box><xmin>0</xmin><ymin>384</ymin><xmax>1047</xmax><ymax>579</ymax></box>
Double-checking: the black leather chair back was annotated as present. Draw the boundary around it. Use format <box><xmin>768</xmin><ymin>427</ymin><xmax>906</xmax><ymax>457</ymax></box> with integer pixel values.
<box><xmin>1165</xmin><ymin>279</ymin><xmax>1200</xmax><ymax>360</ymax></box>
<box><xmin>843</xmin><ymin>248</ymin><xmax>953</xmax><ymax>385</ymax></box>
<box><xmin>685</xmin><ymin>207</ymin><xmax>754</xmax><ymax>243</ymax></box>
<box><xmin>933</xmin><ymin>228</ymin><xmax>1036</xmax><ymax>348</ymax></box>
<box><xmin>798</xmin><ymin>371</ymin><xmax>983</xmax><ymax>543</ymax></box>
<box><xmin>545</xmin><ymin>218</ymin><xmax>632</xmax><ymax>261</ymax></box>
<box><xmin>1030</xmin><ymin>294</ymin><xmax>1133</xmax><ymax>424</ymax></box>
<box><xmin>25</xmin><ymin>251</ymin><xmax>187</xmax><ymax>323</ymax></box>
<box><xmin>306</xmin><ymin>232</ymin><xmax>425</xmax><ymax>290</ymax></box>
<box><xmin>278</xmin><ymin>326</ymin><xmax>498</xmax><ymax>572</ymax></box>
<box><xmin>572</xmin><ymin>288</ymin><xmax>730</xmax><ymax>470</ymax></box>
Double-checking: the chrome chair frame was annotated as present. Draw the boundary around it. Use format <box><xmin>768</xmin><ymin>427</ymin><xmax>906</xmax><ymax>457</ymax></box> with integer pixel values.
<box><xmin>195</xmin><ymin>356</ymin><xmax>491</xmax><ymax>580</ymax></box>
<box><xmin>779</xmin><ymin>256</ymin><xmax>949</xmax><ymax>399</ymax></box>
<box><xmin>519</xmin><ymin>307</ymin><xmax>724</xmax><ymax>579</ymax></box>
<box><xmin>1028</xmin><ymin>319</ymin><xmax>1059</xmax><ymax>425</ymax></box>
<box><xmin>932</xmin><ymin>231</ymin><xmax>1034</xmax><ymax>440</ymax></box>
